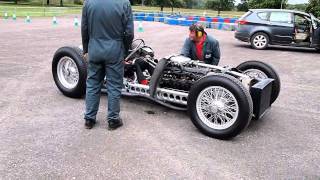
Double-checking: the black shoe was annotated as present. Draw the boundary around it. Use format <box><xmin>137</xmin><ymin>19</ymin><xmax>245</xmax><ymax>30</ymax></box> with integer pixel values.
<box><xmin>85</xmin><ymin>119</ymin><xmax>96</xmax><ymax>129</ymax></box>
<box><xmin>108</xmin><ymin>118</ymin><xmax>123</xmax><ymax>130</ymax></box>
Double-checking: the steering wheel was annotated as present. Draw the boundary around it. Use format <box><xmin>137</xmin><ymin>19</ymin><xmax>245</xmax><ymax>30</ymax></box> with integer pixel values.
<box><xmin>125</xmin><ymin>39</ymin><xmax>146</xmax><ymax>61</ymax></box>
<box><xmin>131</xmin><ymin>39</ymin><xmax>145</xmax><ymax>51</ymax></box>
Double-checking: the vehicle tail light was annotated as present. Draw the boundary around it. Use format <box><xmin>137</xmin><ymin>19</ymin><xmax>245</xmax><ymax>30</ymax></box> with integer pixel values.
<box><xmin>238</xmin><ymin>20</ymin><xmax>248</xmax><ymax>25</ymax></box>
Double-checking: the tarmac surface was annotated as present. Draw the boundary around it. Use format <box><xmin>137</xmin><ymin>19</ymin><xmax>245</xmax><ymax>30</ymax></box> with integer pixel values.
<box><xmin>0</xmin><ymin>17</ymin><xmax>319</xmax><ymax>179</ymax></box>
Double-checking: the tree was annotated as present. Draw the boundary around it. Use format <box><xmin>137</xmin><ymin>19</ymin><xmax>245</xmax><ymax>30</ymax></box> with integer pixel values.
<box><xmin>206</xmin><ymin>0</ymin><xmax>235</xmax><ymax>11</ymax></box>
<box><xmin>306</xmin><ymin>0</ymin><xmax>320</xmax><ymax>18</ymax></box>
<box><xmin>168</xmin><ymin>0</ymin><xmax>183</xmax><ymax>13</ymax></box>
<box><xmin>237</xmin><ymin>1</ymin><xmax>249</xmax><ymax>11</ymax></box>
<box><xmin>60</xmin><ymin>0</ymin><xmax>63</xmax><ymax>7</ymax></box>
<box><xmin>155</xmin><ymin>0</ymin><xmax>166</xmax><ymax>11</ymax></box>
<box><xmin>248</xmin><ymin>0</ymin><xmax>288</xmax><ymax>9</ymax></box>
<box><xmin>183</xmin><ymin>0</ymin><xmax>194</xmax><ymax>8</ymax></box>
<box><xmin>154</xmin><ymin>0</ymin><xmax>183</xmax><ymax>12</ymax></box>
<box><xmin>287</xmin><ymin>3</ymin><xmax>307</xmax><ymax>11</ymax></box>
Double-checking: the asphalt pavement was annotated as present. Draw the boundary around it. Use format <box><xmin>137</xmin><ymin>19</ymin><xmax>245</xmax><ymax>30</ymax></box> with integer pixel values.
<box><xmin>0</xmin><ymin>18</ymin><xmax>319</xmax><ymax>179</ymax></box>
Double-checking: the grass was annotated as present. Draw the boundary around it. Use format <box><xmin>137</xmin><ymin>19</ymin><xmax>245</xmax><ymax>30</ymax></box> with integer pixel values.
<box><xmin>0</xmin><ymin>1</ymin><xmax>81</xmax><ymax>17</ymax></box>
<box><xmin>0</xmin><ymin>3</ymin><xmax>244</xmax><ymax>18</ymax></box>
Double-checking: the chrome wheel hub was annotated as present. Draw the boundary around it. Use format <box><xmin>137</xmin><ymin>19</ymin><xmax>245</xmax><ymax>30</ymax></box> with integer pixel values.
<box><xmin>57</xmin><ymin>56</ymin><xmax>79</xmax><ymax>89</ymax></box>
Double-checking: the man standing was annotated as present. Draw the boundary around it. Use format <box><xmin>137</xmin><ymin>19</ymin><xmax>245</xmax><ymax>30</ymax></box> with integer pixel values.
<box><xmin>81</xmin><ymin>0</ymin><xmax>134</xmax><ymax>130</ymax></box>
<box><xmin>181</xmin><ymin>23</ymin><xmax>220</xmax><ymax>65</ymax></box>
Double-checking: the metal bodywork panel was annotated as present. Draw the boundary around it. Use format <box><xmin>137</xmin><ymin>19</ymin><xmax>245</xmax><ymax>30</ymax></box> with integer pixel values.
<box><xmin>250</xmin><ymin>78</ymin><xmax>274</xmax><ymax>119</ymax></box>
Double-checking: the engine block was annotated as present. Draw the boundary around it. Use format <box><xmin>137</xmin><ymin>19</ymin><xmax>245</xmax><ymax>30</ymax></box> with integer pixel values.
<box><xmin>159</xmin><ymin>62</ymin><xmax>210</xmax><ymax>91</ymax></box>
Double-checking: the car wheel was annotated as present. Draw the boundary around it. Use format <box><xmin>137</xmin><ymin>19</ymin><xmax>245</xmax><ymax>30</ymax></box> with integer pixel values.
<box><xmin>52</xmin><ymin>46</ymin><xmax>87</xmax><ymax>98</ymax></box>
<box><xmin>250</xmin><ymin>32</ymin><xmax>269</xmax><ymax>50</ymax></box>
<box><xmin>236</xmin><ymin>60</ymin><xmax>280</xmax><ymax>105</ymax></box>
<box><xmin>187</xmin><ymin>74</ymin><xmax>253</xmax><ymax>139</ymax></box>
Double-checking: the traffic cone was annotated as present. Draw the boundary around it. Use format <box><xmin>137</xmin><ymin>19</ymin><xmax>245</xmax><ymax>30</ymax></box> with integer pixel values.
<box><xmin>25</xmin><ymin>15</ymin><xmax>31</xmax><ymax>23</ymax></box>
<box><xmin>138</xmin><ymin>21</ymin><xmax>144</xmax><ymax>32</ymax></box>
<box><xmin>12</xmin><ymin>8</ymin><xmax>17</xmax><ymax>21</ymax></box>
<box><xmin>52</xmin><ymin>16</ymin><xmax>58</xmax><ymax>26</ymax></box>
<box><xmin>12</xmin><ymin>13</ymin><xmax>16</xmax><ymax>21</ymax></box>
<box><xmin>4</xmin><ymin>12</ymin><xmax>8</xmax><ymax>20</ymax></box>
<box><xmin>74</xmin><ymin>16</ymin><xmax>79</xmax><ymax>27</ymax></box>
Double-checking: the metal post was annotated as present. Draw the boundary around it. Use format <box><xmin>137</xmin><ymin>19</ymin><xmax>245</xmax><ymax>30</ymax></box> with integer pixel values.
<box><xmin>218</xmin><ymin>0</ymin><xmax>222</xmax><ymax>16</ymax></box>
<box><xmin>42</xmin><ymin>0</ymin><xmax>45</xmax><ymax>16</ymax></box>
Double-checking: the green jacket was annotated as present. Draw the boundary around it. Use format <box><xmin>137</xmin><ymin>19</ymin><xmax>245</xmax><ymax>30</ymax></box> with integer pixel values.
<box><xmin>81</xmin><ymin>0</ymin><xmax>134</xmax><ymax>63</ymax></box>
<box><xmin>181</xmin><ymin>34</ymin><xmax>221</xmax><ymax>65</ymax></box>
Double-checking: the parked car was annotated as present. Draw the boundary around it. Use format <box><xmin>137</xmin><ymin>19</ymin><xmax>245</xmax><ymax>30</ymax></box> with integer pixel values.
<box><xmin>235</xmin><ymin>9</ymin><xmax>320</xmax><ymax>51</ymax></box>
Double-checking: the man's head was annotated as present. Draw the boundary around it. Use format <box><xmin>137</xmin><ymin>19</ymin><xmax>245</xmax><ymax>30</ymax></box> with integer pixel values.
<box><xmin>189</xmin><ymin>23</ymin><xmax>205</xmax><ymax>42</ymax></box>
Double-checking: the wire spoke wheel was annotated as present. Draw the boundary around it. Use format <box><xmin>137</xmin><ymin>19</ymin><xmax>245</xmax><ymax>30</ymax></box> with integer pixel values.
<box><xmin>243</xmin><ymin>69</ymin><xmax>268</xmax><ymax>79</ymax></box>
<box><xmin>196</xmin><ymin>86</ymin><xmax>239</xmax><ymax>130</ymax></box>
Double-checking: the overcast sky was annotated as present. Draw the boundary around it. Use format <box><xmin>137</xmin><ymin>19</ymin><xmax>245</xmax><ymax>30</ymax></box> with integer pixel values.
<box><xmin>235</xmin><ymin>0</ymin><xmax>309</xmax><ymax>5</ymax></box>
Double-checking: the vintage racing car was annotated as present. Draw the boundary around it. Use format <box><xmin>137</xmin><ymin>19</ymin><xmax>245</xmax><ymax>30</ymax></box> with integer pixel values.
<box><xmin>52</xmin><ymin>39</ymin><xmax>281</xmax><ymax>139</ymax></box>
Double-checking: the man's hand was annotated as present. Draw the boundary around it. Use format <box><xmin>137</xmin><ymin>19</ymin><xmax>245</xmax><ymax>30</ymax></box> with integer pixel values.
<box><xmin>124</xmin><ymin>59</ymin><xmax>132</xmax><ymax>65</ymax></box>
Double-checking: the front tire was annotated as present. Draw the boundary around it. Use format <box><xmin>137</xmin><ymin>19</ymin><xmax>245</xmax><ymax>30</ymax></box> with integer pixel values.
<box><xmin>188</xmin><ymin>74</ymin><xmax>253</xmax><ymax>139</ymax></box>
<box><xmin>236</xmin><ymin>60</ymin><xmax>280</xmax><ymax>104</ymax></box>
<box><xmin>52</xmin><ymin>46</ymin><xmax>87</xmax><ymax>98</ymax></box>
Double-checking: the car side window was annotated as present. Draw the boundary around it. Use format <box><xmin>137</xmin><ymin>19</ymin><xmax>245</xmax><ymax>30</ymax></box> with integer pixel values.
<box><xmin>270</xmin><ymin>12</ymin><xmax>293</xmax><ymax>24</ymax></box>
<box><xmin>295</xmin><ymin>14</ymin><xmax>310</xmax><ymax>25</ymax></box>
<box><xmin>257</xmin><ymin>12</ymin><xmax>269</xmax><ymax>21</ymax></box>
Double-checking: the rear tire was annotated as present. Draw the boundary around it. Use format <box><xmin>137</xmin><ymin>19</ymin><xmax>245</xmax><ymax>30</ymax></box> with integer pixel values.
<box><xmin>188</xmin><ymin>74</ymin><xmax>253</xmax><ymax>139</ymax></box>
<box><xmin>52</xmin><ymin>46</ymin><xmax>87</xmax><ymax>98</ymax></box>
<box><xmin>250</xmin><ymin>32</ymin><xmax>269</xmax><ymax>50</ymax></box>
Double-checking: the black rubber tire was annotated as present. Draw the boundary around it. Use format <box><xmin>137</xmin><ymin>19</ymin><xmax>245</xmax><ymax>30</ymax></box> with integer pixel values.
<box><xmin>236</xmin><ymin>60</ymin><xmax>280</xmax><ymax>104</ymax></box>
<box><xmin>250</xmin><ymin>32</ymin><xmax>269</xmax><ymax>50</ymax></box>
<box><xmin>316</xmin><ymin>47</ymin><xmax>320</xmax><ymax>53</ymax></box>
<box><xmin>149</xmin><ymin>58</ymin><xmax>168</xmax><ymax>97</ymax></box>
<box><xmin>187</xmin><ymin>74</ymin><xmax>253</xmax><ymax>140</ymax></box>
<box><xmin>52</xmin><ymin>46</ymin><xmax>87</xmax><ymax>98</ymax></box>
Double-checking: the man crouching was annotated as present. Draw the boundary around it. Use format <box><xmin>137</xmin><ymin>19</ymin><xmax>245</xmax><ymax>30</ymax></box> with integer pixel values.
<box><xmin>181</xmin><ymin>23</ymin><xmax>221</xmax><ymax>65</ymax></box>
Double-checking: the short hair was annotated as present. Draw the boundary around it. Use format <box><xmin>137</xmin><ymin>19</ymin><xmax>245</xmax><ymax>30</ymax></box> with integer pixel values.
<box><xmin>189</xmin><ymin>23</ymin><xmax>205</xmax><ymax>33</ymax></box>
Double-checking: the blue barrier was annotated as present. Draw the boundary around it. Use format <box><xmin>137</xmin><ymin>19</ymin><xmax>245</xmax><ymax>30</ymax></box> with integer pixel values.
<box><xmin>193</xmin><ymin>17</ymin><xmax>200</xmax><ymax>21</ymax></box>
<box><xmin>136</xmin><ymin>13</ymin><xmax>145</xmax><ymax>17</ymax></box>
<box><xmin>230</xmin><ymin>18</ymin><xmax>237</xmax><ymax>23</ymax></box>
<box><xmin>133</xmin><ymin>14</ymin><xmax>239</xmax><ymax>31</ymax></box>
<box><xmin>154</xmin><ymin>17</ymin><xmax>165</xmax><ymax>22</ymax></box>
<box><xmin>217</xmin><ymin>17</ymin><xmax>224</xmax><ymax>23</ymax></box>
<box><xmin>167</xmin><ymin>18</ymin><xmax>179</xmax><ymax>25</ymax></box>
<box><xmin>179</xmin><ymin>20</ymin><xmax>195</xmax><ymax>26</ymax></box>
<box><xmin>206</xmin><ymin>17</ymin><xmax>212</xmax><ymax>22</ymax></box>
<box><xmin>134</xmin><ymin>16</ymin><xmax>145</xmax><ymax>21</ymax></box>
<box><xmin>145</xmin><ymin>16</ymin><xmax>154</xmax><ymax>21</ymax></box>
